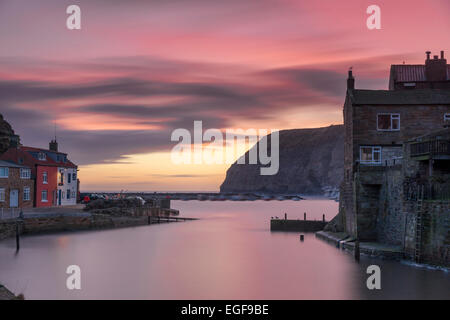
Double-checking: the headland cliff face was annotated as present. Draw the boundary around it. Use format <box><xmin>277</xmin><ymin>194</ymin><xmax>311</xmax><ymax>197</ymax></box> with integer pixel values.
<box><xmin>220</xmin><ymin>125</ymin><xmax>344</xmax><ymax>195</ymax></box>
<box><xmin>0</xmin><ymin>114</ymin><xmax>15</xmax><ymax>155</ymax></box>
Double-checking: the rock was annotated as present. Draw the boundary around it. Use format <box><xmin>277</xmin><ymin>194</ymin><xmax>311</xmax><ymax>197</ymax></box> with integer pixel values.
<box><xmin>220</xmin><ymin>125</ymin><xmax>344</xmax><ymax>195</ymax></box>
<box><xmin>0</xmin><ymin>114</ymin><xmax>16</xmax><ymax>155</ymax></box>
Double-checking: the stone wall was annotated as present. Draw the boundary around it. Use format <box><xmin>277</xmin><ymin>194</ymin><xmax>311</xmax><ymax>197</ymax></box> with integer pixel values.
<box><xmin>352</xmin><ymin>104</ymin><xmax>450</xmax><ymax>163</ymax></box>
<box><xmin>416</xmin><ymin>201</ymin><xmax>449</xmax><ymax>266</ymax></box>
<box><xmin>376</xmin><ymin>166</ymin><xmax>404</xmax><ymax>245</ymax></box>
<box><xmin>0</xmin><ymin>220</ymin><xmax>18</xmax><ymax>240</ymax></box>
<box><xmin>270</xmin><ymin>219</ymin><xmax>327</xmax><ymax>232</ymax></box>
<box><xmin>341</xmin><ymin>101</ymin><xmax>450</xmax><ymax>239</ymax></box>
<box><xmin>0</xmin><ymin>214</ymin><xmax>151</xmax><ymax>240</ymax></box>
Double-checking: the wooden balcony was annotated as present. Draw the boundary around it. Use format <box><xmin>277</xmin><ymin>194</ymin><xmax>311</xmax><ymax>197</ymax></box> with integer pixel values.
<box><xmin>410</xmin><ymin>139</ymin><xmax>450</xmax><ymax>160</ymax></box>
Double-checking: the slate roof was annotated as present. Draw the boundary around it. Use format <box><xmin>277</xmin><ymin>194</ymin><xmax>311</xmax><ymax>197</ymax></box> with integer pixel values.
<box><xmin>0</xmin><ymin>160</ymin><xmax>30</xmax><ymax>169</ymax></box>
<box><xmin>349</xmin><ymin>89</ymin><xmax>450</xmax><ymax>105</ymax></box>
<box><xmin>0</xmin><ymin>146</ymin><xmax>77</xmax><ymax>169</ymax></box>
<box><xmin>391</xmin><ymin>65</ymin><xmax>450</xmax><ymax>82</ymax></box>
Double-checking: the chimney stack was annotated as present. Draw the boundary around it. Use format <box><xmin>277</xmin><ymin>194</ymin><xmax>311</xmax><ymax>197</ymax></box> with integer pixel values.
<box><xmin>425</xmin><ymin>50</ymin><xmax>447</xmax><ymax>82</ymax></box>
<box><xmin>347</xmin><ymin>68</ymin><xmax>355</xmax><ymax>90</ymax></box>
<box><xmin>49</xmin><ymin>139</ymin><xmax>58</xmax><ymax>152</ymax></box>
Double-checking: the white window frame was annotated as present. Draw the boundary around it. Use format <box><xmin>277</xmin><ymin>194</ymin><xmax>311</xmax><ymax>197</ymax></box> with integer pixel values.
<box><xmin>24</xmin><ymin>187</ymin><xmax>31</xmax><ymax>201</ymax></box>
<box><xmin>0</xmin><ymin>188</ymin><xmax>5</xmax><ymax>202</ymax></box>
<box><xmin>20</xmin><ymin>168</ymin><xmax>31</xmax><ymax>179</ymax></box>
<box><xmin>0</xmin><ymin>167</ymin><xmax>9</xmax><ymax>178</ymax></box>
<box><xmin>42</xmin><ymin>190</ymin><xmax>48</xmax><ymax>202</ymax></box>
<box><xmin>43</xmin><ymin>171</ymin><xmax>48</xmax><ymax>184</ymax></box>
<box><xmin>377</xmin><ymin>113</ymin><xmax>400</xmax><ymax>131</ymax></box>
<box><xmin>445</xmin><ymin>113</ymin><xmax>450</xmax><ymax>121</ymax></box>
<box><xmin>360</xmin><ymin>146</ymin><xmax>382</xmax><ymax>165</ymax></box>
<box><xmin>38</xmin><ymin>152</ymin><xmax>47</xmax><ymax>161</ymax></box>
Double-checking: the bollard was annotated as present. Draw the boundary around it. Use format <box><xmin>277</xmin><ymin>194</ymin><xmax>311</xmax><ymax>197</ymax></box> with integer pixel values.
<box><xmin>322</xmin><ymin>214</ymin><xmax>325</xmax><ymax>222</ymax></box>
<box><xmin>304</xmin><ymin>212</ymin><xmax>306</xmax><ymax>221</ymax></box>
<box><xmin>354</xmin><ymin>240</ymin><xmax>360</xmax><ymax>262</ymax></box>
<box><xmin>15</xmin><ymin>222</ymin><xmax>20</xmax><ymax>252</ymax></box>
<box><xmin>300</xmin><ymin>234</ymin><xmax>304</xmax><ymax>241</ymax></box>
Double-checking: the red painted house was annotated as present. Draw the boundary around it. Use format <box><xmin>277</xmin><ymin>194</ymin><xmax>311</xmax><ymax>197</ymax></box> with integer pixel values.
<box><xmin>0</xmin><ymin>140</ymin><xmax>78</xmax><ymax>207</ymax></box>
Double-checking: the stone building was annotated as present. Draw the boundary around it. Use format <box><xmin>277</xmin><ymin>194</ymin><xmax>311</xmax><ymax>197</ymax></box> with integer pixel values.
<box><xmin>389</xmin><ymin>51</ymin><xmax>450</xmax><ymax>90</ymax></box>
<box><xmin>336</xmin><ymin>51</ymin><xmax>450</xmax><ymax>266</ymax></box>
<box><xmin>0</xmin><ymin>160</ymin><xmax>34</xmax><ymax>209</ymax></box>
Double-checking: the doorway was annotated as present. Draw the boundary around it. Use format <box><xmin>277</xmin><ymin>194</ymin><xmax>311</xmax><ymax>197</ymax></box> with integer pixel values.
<box><xmin>10</xmin><ymin>189</ymin><xmax>19</xmax><ymax>208</ymax></box>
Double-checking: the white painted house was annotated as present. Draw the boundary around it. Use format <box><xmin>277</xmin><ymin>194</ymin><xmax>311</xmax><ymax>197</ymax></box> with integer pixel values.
<box><xmin>57</xmin><ymin>166</ymin><xmax>78</xmax><ymax>206</ymax></box>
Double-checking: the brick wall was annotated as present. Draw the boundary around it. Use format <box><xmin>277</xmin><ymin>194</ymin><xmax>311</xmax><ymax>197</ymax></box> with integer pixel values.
<box><xmin>0</xmin><ymin>167</ymin><xmax>34</xmax><ymax>209</ymax></box>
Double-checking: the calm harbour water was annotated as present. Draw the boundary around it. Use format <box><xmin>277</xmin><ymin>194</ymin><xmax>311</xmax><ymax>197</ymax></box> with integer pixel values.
<box><xmin>0</xmin><ymin>199</ymin><xmax>449</xmax><ymax>300</ymax></box>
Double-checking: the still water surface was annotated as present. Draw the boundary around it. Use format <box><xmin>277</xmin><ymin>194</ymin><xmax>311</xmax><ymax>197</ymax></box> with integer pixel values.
<box><xmin>0</xmin><ymin>200</ymin><xmax>449</xmax><ymax>299</ymax></box>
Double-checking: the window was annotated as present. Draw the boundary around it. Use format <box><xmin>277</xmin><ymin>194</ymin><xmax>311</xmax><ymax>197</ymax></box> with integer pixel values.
<box><xmin>72</xmin><ymin>172</ymin><xmax>77</xmax><ymax>181</ymax></box>
<box><xmin>43</xmin><ymin>172</ymin><xmax>48</xmax><ymax>184</ymax></box>
<box><xmin>0</xmin><ymin>167</ymin><xmax>9</xmax><ymax>178</ymax></box>
<box><xmin>72</xmin><ymin>191</ymin><xmax>76</xmax><ymax>199</ymax></box>
<box><xmin>42</xmin><ymin>190</ymin><xmax>48</xmax><ymax>202</ymax></box>
<box><xmin>20</xmin><ymin>168</ymin><xmax>31</xmax><ymax>179</ymax></box>
<box><xmin>360</xmin><ymin>146</ymin><xmax>382</xmax><ymax>164</ymax></box>
<box><xmin>67</xmin><ymin>189</ymin><xmax>71</xmax><ymax>200</ymax></box>
<box><xmin>59</xmin><ymin>170</ymin><xmax>64</xmax><ymax>185</ymax></box>
<box><xmin>38</xmin><ymin>152</ymin><xmax>47</xmax><ymax>161</ymax></box>
<box><xmin>445</xmin><ymin>113</ymin><xmax>450</xmax><ymax>121</ymax></box>
<box><xmin>377</xmin><ymin>113</ymin><xmax>400</xmax><ymax>131</ymax></box>
<box><xmin>24</xmin><ymin>187</ymin><xmax>30</xmax><ymax>201</ymax></box>
<box><xmin>68</xmin><ymin>173</ymin><xmax>72</xmax><ymax>184</ymax></box>
<box><xmin>0</xmin><ymin>188</ymin><xmax>5</xmax><ymax>202</ymax></box>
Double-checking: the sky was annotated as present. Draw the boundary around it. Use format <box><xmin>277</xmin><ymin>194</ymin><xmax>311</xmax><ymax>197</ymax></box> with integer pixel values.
<box><xmin>0</xmin><ymin>0</ymin><xmax>449</xmax><ymax>191</ymax></box>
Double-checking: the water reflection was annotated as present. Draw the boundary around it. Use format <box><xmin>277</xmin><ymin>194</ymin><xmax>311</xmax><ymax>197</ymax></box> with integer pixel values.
<box><xmin>0</xmin><ymin>200</ymin><xmax>448</xmax><ymax>299</ymax></box>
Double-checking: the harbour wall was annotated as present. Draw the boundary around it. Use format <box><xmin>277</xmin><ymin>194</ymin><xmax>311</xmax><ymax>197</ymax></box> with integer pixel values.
<box><xmin>0</xmin><ymin>214</ymin><xmax>151</xmax><ymax>240</ymax></box>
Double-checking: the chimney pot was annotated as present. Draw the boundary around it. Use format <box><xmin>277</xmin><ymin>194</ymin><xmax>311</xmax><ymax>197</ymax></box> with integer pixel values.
<box><xmin>441</xmin><ymin>51</ymin><xmax>445</xmax><ymax>59</ymax></box>
<box><xmin>49</xmin><ymin>139</ymin><xmax>58</xmax><ymax>152</ymax></box>
<box><xmin>347</xmin><ymin>68</ymin><xmax>355</xmax><ymax>90</ymax></box>
<box><xmin>426</xmin><ymin>51</ymin><xmax>431</xmax><ymax>60</ymax></box>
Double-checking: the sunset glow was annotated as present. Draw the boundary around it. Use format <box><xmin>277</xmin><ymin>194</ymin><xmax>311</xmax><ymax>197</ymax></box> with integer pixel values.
<box><xmin>1</xmin><ymin>0</ymin><xmax>448</xmax><ymax>191</ymax></box>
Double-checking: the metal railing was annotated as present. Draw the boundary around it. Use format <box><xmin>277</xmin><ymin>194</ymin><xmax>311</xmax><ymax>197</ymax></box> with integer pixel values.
<box><xmin>356</xmin><ymin>157</ymin><xmax>403</xmax><ymax>167</ymax></box>
<box><xmin>0</xmin><ymin>208</ymin><xmax>22</xmax><ymax>220</ymax></box>
<box><xmin>410</xmin><ymin>139</ymin><xmax>450</xmax><ymax>157</ymax></box>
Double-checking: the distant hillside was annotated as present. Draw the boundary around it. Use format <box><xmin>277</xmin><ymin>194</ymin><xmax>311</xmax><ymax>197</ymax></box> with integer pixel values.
<box><xmin>220</xmin><ymin>125</ymin><xmax>344</xmax><ymax>195</ymax></box>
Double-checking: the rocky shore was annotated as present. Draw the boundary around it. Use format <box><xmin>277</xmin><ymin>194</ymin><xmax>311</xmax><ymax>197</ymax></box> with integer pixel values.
<box><xmin>0</xmin><ymin>284</ymin><xmax>19</xmax><ymax>300</ymax></box>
